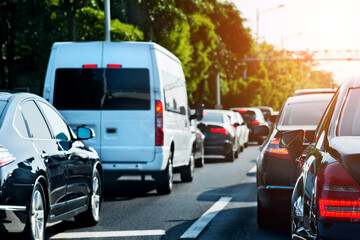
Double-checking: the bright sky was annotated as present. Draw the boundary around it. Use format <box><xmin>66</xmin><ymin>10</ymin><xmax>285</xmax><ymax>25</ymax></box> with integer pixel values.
<box><xmin>231</xmin><ymin>0</ymin><xmax>360</xmax><ymax>84</ymax></box>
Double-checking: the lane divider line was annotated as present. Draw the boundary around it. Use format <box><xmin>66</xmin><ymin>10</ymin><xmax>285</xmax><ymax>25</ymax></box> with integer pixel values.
<box><xmin>180</xmin><ymin>197</ymin><xmax>232</xmax><ymax>239</ymax></box>
<box><xmin>49</xmin><ymin>230</ymin><xmax>166</xmax><ymax>239</ymax></box>
<box><xmin>248</xmin><ymin>165</ymin><xmax>256</xmax><ymax>174</ymax></box>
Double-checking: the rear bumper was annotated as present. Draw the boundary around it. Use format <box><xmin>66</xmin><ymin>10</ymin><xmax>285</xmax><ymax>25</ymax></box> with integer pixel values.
<box><xmin>257</xmin><ymin>186</ymin><xmax>293</xmax><ymax>209</ymax></box>
<box><xmin>0</xmin><ymin>206</ymin><xmax>28</xmax><ymax>233</ymax></box>
<box><xmin>317</xmin><ymin>221</ymin><xmax>360</xmax><ymax>240</ymax></box>
<box><xmin>204</xmin><ymin>140</ymin><xmax>232</xmax><ymax>156</ymax></box>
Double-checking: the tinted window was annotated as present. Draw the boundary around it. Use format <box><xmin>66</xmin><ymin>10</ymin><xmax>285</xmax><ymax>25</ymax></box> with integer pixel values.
<box><xmin>37</xmin><ymin>102</ymin><xmax>71</xmax><ymax>141</ymax></box>
<box><xmin>338</xmin><ymin>88</ymin><xmax>360</xmax><ymax>136</ymax></box>
<box><xmin>281</xmin><ymin>101</ymin><xmax>329</xmax><ymax>126</ymax></box>
<box><xmin>54</xmin><ymin>68</ymin><xmax>150</xmax><ymax>110</ymax></box>
<box><xmin>240</xmin><ymin>111</ymin><xmax>256</xmax><ymax>122</ymax></box>
<box><xmin>14</xmin><ymin>109</ymin><xmax>29</xmax><ymax>138</ymax></box>
<box><xmin>201</xmin><ymin>112</ymin><xmax>223</xmax><ymax>123</ymax></box>
<box><xmin>21</xmin><ymin>101</ymin><xmax>52</xmax><ymax>139</ymax></box>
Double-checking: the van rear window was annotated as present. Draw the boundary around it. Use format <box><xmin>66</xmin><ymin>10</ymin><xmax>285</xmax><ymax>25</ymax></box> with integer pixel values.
<box><xmin>53</xmin><ymin>68</ymin><xmax>150</xmax><ymax>110</ymax></box>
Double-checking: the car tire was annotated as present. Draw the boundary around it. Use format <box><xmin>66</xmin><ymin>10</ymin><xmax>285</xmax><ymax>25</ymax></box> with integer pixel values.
<box><xmin>257</xmin><ymin>195</ymin><xmax>270</xmax><ymax>229</ymax></box>
<box><xmin>225</xmin><ymin>150</ymin><xmax>234</xmax><ymax>162</ymax></box>
<box><xmin>181</xmin><ymin>150</ymin><xmax>195</xmax><ymax>182</ymax></box>
<box><xmin>26</xmin><ymin>181</ymin><xmax>47</xmax><ymax>240</ymax></box>
<box><xmin>244</xmin><ymin>142</ymin><xmax>248</xmax><ymax>148</ymax></box>
<box><xmin>75</xmin><ymin>168</ymin><xmax>102</xmax><ymax>226</ymax></box>
<box><xmin>195</xmin><ymin>156</ymin><xmax>204</xmax><ymax>168</ymax></box>
<box><xmin>156</xmin><ymin>152</ymin><xmax>173</xmax><ymax>195</ymax></box>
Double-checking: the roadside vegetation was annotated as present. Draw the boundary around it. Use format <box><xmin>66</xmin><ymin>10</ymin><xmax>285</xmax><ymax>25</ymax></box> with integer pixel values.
<box><xmin>0</xmin><ymin>0</ymin><xmax>335</xmax><ymax>110</ymax></box>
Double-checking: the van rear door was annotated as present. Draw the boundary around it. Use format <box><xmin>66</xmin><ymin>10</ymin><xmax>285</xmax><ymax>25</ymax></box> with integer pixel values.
<box><xmin>100</xmin><ymin>43</ymin><xmax>155</xmax><ymax>163</ymax></box>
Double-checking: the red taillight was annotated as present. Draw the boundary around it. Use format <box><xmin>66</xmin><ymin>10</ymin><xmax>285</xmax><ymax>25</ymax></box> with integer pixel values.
<box><xmin>155</xmin><ymin>100</ymin><xmax>163</xmax><ymax>146</ymax></box>
<box><xmin>237</xmin><ymin>110</ymin><xmax>247</xmax><ymax>113</ymax></box>
<box><xmin>210</xmin><ymin>128</ymin><xmax>228</xmax><ymax>134</ymax></box>
<box><xmin>107</xmin><ymin>64</ymin><xmax>122</xmax><ymax>68</ymax></box>
<box><xmin>82</xmin><ymin>64</ymin><xmax>97</xmax><ymax>68</ymax></box>
<box><xmin>0</xmin><ymin>146</ymin><xmax>15</xmax><ymax>167</ymax></box>
<box><xmin>265</xmin><ymin>138</ymin><xmax>290</xmax><ymax>160</ymax></box>
<box><xmin>317</xmin><ymin>162</ymin><xmax>360</xmax><ymax>222</ymax></box>
<box><xmin>252</xmin><ymin>120</ymin><xmax>261</xmax><ymax>125</ymax></box>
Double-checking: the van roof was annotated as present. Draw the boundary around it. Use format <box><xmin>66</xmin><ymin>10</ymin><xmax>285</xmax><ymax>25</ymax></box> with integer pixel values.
<box><xmin>52</xmin><ymin>41</ymin><xmax>181</xmax><ymax>64</ymax></box>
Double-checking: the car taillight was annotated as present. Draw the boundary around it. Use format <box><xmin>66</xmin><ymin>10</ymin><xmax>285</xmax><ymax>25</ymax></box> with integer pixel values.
<box><xmin>155</xmin><ymin>100</ymin><xmax>164</xmax><ymax>146</ymax></box>
<box><xmin>107</xmin><ymin>64</ymin><xmax>122</xmax><ymax>68</ymax></box>
<box><xmin>210</xmin><ymin>128</ymin><xmax>228</xmax><ymax>134</ymax></box>
<box><xmin>252</xmin><ymin>120</ymin><xmax>261</xmax><ymax>125</ymax></box>
<box><xmin>82</xmin><ymin>64</ymin><xmax>97</xmax><ymax>68</ymax></box>
<box><xmin>317</xmin><ymin>162</ymin><xmax>360</xmax><ymax>222</ymax></box>
<box><xmin>265</xmin><ymin>138</ymin><xmax>291</xmax><ymax>160</ymax></box>
<box><xmin>237</xmin><ymin>110</ymin><xmax>247</xmax><ymax>113</ymax></box>
<box><xmin>0</xmin><ymin>146</ymin><xmax>15</xmax><ymax>167</ymax></box>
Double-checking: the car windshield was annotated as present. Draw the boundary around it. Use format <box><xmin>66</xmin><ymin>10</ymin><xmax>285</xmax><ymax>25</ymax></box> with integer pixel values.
<box><xmin>239</xmin><ymin>111</ymin><xmax>256</xmax><ymax>122</ymax></box>
<box><xmin>201</xmin><ymin>112</ymin><xmax>223</xmax><ymax>123</ymax></box>
<box><xmin>338</xmin><ymin>88</ymin><xmax>360</xmax><ymax>136</ymax></box>
<box><xmin>281</xmin><ymin>101</ymin><xmax>329</xmax><ymax>126</ymax></box>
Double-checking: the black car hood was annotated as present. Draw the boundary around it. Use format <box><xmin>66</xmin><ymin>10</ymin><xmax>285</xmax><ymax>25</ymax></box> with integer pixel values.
<box><xmin>328</xmin><ymin>137</ymin><xmax>360</xmax><ymax>186</ymax></box>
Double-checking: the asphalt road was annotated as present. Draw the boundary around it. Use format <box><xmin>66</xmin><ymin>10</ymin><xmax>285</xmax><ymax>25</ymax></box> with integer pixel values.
<box><xmin>5</xmin><ymin>143</ymin><xmax>291</xmax><ymax>240</ymax></box>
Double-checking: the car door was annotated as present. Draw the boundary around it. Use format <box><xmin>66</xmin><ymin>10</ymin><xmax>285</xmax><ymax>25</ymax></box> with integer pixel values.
<box><xmin>20</xmin><ymin>100</ymin><xmax>68</xmax><ymax>217</ymax></box>
<box><xmin>37</xmin><ymin>101</ymin><xmax>91</xmax><ymax>212</ymax></box>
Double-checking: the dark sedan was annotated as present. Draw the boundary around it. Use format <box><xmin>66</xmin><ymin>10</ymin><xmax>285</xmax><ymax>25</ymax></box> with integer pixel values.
<box><xmin>0</xmin><ymin>92</ymin><xmax>102</xmax><ymax>239</ymax></box>
<box><xmin>255</xmin><ymin>93</ymin><xmax>334</xmax><ymax>228</ymax></box>
<box><xmin>197</xmin><ymin>109</ymin><xmax>236</xmax><ymax>162</ymax></box>
<box><xmin>284</xmin><ymin>79</ymin><xmax>360</xmax><ymax>240</ymax></box>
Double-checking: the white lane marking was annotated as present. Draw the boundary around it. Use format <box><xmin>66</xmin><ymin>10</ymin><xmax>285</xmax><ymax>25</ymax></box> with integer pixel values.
<box><xmin>180</xmin><ymin>197</ymin><xmax>232</xmax><ymax>239</ymax></box>
<box><xmin>49</xmin><ymin>230</ymin><xmax>166</xmax><ymax>239</ymax></box>
<box><xmin>248</xmin><ymin>165</ymin><xmax>256</xmax><ymax>174</ymax></box>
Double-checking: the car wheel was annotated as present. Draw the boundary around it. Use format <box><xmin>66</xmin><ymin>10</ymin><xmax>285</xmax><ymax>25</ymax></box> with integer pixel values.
<box><xmin>75</xmin><ymin>168</ymin><xmax>101</xmax><ymax>226</ymax></box>
<box><xmin>225</xmin><ymin>150</ymin><xmax>234</xmax><ymax>162</ymax></box>
<box><xmin>244</xmin><ymin>142</ymin><xmax>248</xmax><ymax>148</ymax></box>
<box><xmin>27</xmin><ymin>182</ymin><xmax>46</xmax><ymax>240</ymax></box>
<box><xmin>257</xmin><ymin>195</ymin><xmax>269</xmax><ymax>229</ymax></box>
<box><xmin>181</xmin><ymin>150</ymin><xmax>195</xmax><ymax>182</ymax></box>
<box><xmin>195</xmin><ymin>145</ymin><xmax>205</xmax><ymax>167</ymax></box>
<box><xmin>156</xmin><ymin>152</ymin><xmax>173</xmax><ymax>194</ymax></box>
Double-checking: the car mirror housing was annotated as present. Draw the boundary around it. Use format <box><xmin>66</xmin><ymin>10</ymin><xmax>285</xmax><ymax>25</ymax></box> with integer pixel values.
<box><xmin>253</xmin><ymin>125</ymin><xmax>269</xmax><ymax>136</ymax></box>
<box><xmin>279</xmin><ymin>130</ymin><xmax>305</xmax><ymax>148</ymax></box>
<box><xmin>77</xmin><ymin>126</ymin><xmax>95</xmax><ymax>140</ymax></box>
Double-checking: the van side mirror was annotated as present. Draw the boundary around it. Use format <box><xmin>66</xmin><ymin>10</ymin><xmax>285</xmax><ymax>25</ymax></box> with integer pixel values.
<box><xmin>180</xmin><ymin>106</ymin><xmax>186</xmax><ymax>115</ymax></box>
<box><xmin>279</xmin><ymin>130</ymin><xmax>304</xmax><ymax>148</ymax></box>
<box><xmin>77</xmin><ymin>126</ymin><xmax>95</xmax><ymax>140</ymax></box>
<box><xmin>190</xmin><ymin>103</ymin><xmax>204</xmax><ymax>121</ymax></box>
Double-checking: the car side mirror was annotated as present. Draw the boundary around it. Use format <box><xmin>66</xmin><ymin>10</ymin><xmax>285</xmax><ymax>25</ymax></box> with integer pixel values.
<box><xmin>253</xmin><ymin>125</ymin><xmax>269</xmax><ymax>136</ymax></box>
<box><xmin>77</xmin><ymin>126</ymin><xmax>95</xmax><ymax>140</ymax></box>
<box><xmin>241</xmin><ymin>122</ymin><xmax>246</xmax><ymax>126</ymax></box>
<box><xmin>279</xmin><ymin>130</ymin><xmax>304</xmax><ymax>148</ymax></box>
<box><xmin>234</xmin><ymin>122</ymin><xmax>240</xmax><ymax>127</ymax></box>
<box><xmin>190</xmin><ymin>103</ymin><xmax>204</xmax><ymax>120</ymax></box>
<box><xmin>180</xmin><ymin>106</ymin><xmax>186</xmax><ymax>115</ymax></box>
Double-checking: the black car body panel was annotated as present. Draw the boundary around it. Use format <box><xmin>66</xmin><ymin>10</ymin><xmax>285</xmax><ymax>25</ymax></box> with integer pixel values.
<box><xmin>0</xmin><ymin>92</ymin><xmax>102</xmax><ymax>233</ymax></box>
<box><xmin>291</xmin><ymin>79</ymin><xmax>360</xmax><ymax>239</ymax></box>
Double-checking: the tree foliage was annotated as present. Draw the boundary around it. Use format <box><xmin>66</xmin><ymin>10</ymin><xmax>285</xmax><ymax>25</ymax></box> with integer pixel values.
<box><xmin>0</xmin><ymin>0</ymin><xmax>335</xmax><ymax>110</ymax></box>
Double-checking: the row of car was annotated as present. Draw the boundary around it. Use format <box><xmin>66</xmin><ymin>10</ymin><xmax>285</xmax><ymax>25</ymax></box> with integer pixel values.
<box><xmin>254</xmin><ymin>85</ymin><xmax>360</xmax><ymax>239</ymax></box>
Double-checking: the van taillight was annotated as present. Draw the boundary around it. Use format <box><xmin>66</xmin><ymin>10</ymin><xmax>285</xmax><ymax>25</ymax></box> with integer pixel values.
<box><xmin>0</xmin><ymin>146</ymin><xmax>15</xmax><ymax>167</ymax></box>
<box><xmin>155</xmin><ymin>100</ymin><xmax>164</xmax><ymax>146</ymax></box>
<box><xmin>82</xmin><ymin>64</ymin><xmax>97</xmax><ymax>68</ymax></box>
<box><xmin>107</xmin><ymin>64</ymin><xmax>122</xmax><ymax>68</ymax></box>
<box><xmin>252</xmin><ymin>120</ymin><xmax>261</xmax><ymax>125</ymax></box>
<box><xmin>265</xmin><ymin>138</ymin><xmax>290</xmax><ymax>160</ymax></box>
<box><xmin>317</xmin><ymin>162</ymin><xmax>360</xmax><ymax>222</ymax></box>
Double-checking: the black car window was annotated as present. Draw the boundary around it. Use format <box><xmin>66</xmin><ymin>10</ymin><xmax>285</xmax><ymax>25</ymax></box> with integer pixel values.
<box><xmin>54</xmin><ymin>68</ymin><xmax>150</xmax><ymax>110</ymax></box>
<box><xmin>37</xmin><ymin>101</ymin><xmax>71</xmax><ymax>141</ymax></box>
<box><xmin>201</xmin><ymin>112</ymin><xmax>223</xmax><ymax>123</ymax></box>
<box><xmin>21</xmin><ymin>101</ymin><xmax>52</xmax><ymax>139</ymax></box>
<box><xmin>281</xmin><ymin>101</ymin><xmax>329</xmax><ymax>126</ymax></box>
<box><xmin>338</xmin><ymin>88</ymin><xmax>360</xmax><ymax>136</ymax></box>
<box><xmin>14</xmin><ymin>108</ymin><xmax>30</xmax><ymax>138</ymax></box>
<box><xmin>240</xmin><ymin>111</ymin><xmax>256</xmax><ymax>122</ymax></box>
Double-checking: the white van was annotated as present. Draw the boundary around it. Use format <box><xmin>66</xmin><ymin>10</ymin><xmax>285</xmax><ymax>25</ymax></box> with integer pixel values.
<box><xmin>43</xmin><ymin>41</ymin><xmax>203</xmax><ymax>194</ymax></box>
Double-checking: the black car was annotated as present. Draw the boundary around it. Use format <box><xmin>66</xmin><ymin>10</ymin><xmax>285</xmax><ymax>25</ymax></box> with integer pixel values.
<box><xmin>255</xmin><ymin>93</ymin><xmax>334</xmax><ymax>228</ymax></box>
<box><xmin>0</xmin><ymin>92</ymin><xmax>102</xmax><ymax>239</ymax></box>
<box><xmin>197</xmin><ymin>109</ymin><xmax>236</xmax><ymax>162</ymax></box>
<box><xmin>231</xmin><ymin>107</ymin><xmax>268</xmax><ymax>145</ymax></box>
<box><xmin>283</xmin><ymin>79</ymin><xmax>360</xmax><ymax>240</ymax></box>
